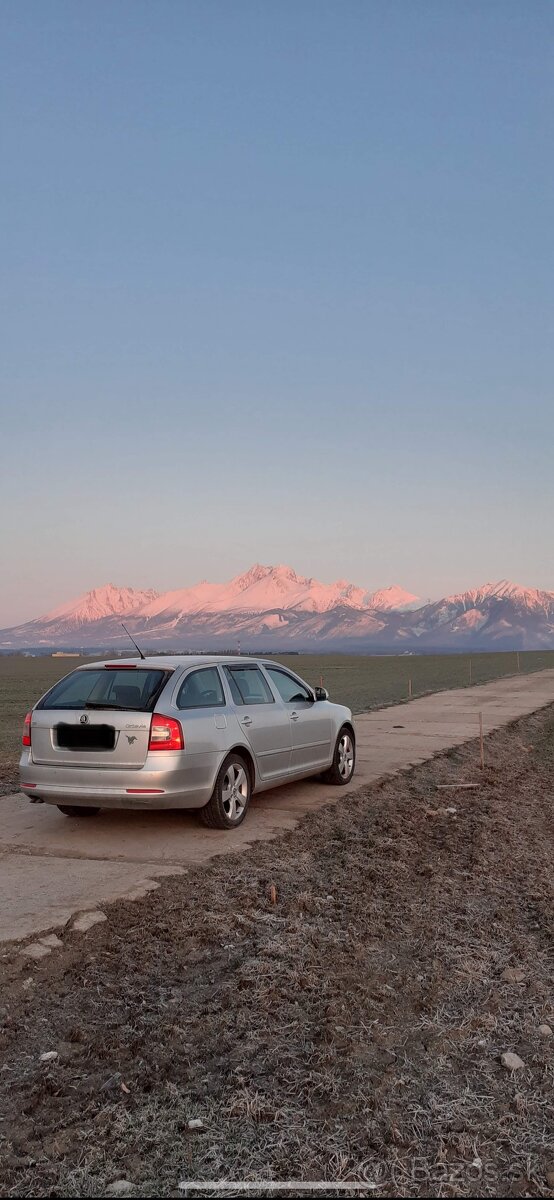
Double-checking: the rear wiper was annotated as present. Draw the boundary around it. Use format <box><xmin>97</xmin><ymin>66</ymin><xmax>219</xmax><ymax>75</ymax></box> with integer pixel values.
<box><xmin>84</xmin><ymin>702</ymin><xmax>126</xmax><ymax>710</ymax></box>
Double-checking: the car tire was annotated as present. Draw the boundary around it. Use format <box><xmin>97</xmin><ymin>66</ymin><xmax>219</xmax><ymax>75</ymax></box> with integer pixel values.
<box><xmin>322</xmin><ymin>726</ymin><xmax>356</xmax><ymax>785</ymax></box>
<box><xmin>57</xmin><ymin>805</ymin><xmax>101</xmax><ymax>817</ymax></box>
<box><xmin>199</xmin><ymin>754</ymin><xmax>252</xmax><ymax>829</ymax></box>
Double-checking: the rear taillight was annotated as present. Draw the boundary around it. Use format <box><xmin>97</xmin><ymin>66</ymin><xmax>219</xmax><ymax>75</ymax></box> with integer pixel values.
<box><xmin>22</xmin><ymin>711</ymin><xmax>32</xmax><ymax>747</ymax></box>
<box><xmin>148</xmin><ymin>714</ymin><xmax>184</xmax><ymax>752</ymax></box>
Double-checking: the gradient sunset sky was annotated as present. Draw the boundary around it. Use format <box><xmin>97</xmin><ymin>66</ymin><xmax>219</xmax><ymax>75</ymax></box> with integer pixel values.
<box><xmin>1</xmin><ymin>1</ymin><xmax>552</xmax><ymax>626</ymax></box>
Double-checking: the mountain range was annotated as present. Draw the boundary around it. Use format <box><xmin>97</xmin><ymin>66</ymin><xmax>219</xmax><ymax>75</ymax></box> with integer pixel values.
<box><xmin>1</xmin><ymin>564</ymin><xmax>554</xmax><ymax>652</ymax></box>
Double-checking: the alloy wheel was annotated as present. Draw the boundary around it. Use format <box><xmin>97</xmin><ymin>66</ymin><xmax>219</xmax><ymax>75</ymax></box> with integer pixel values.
<box><xmin>221</xmin><ymin>762</ymin><xmax>249</xmax><ymax>822</ymax></box>
<box><xmin>338</xmin><ymin>733</ymin><xmax>355</xmax><ymax>780</ymax></box>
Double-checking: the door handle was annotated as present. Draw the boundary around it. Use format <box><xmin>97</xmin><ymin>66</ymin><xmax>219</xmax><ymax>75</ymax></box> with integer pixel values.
<box><xmin>241</xmin><ymin>716</ymin><xmax>253</xmax><ymax>727</ymax></box>
<box><xmin>290</xmin><ymin>712</ymin><xmax>299</xmax><ymax>721</ymax></box>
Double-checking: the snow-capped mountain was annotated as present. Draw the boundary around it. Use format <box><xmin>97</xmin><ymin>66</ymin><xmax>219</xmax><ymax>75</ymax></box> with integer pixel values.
<box><xmin>137</xmin><ymin>565</ymin><xmax>417</xmax><ymax>618</ymax></box>
<box><xmin>364</xmin><ymin>585</ymin><xmax>421</xmax><ymax>612</ymax></box>
<box><xmin>440</xmin><ymin>580</ymin><xmax>554</xmax><ymax>614</ymax></box>
<box><xmin>402</xmin><ymin>581</ymin><xmax>554</xmax><ymax>649</ymax></box>
<box><xmin>43</xmin><ymin>584</ymin><xmax>159</xmax><ymax>627</ymax></box>
<box><xmin>1</xmin><ymin>584</ymin><xmax>159</xmax><ymax>644</ymax></box>
<box><xmin>0</xmin><ymin>567</ymin><xmax>553</xmax><ymax>650</ymax></box>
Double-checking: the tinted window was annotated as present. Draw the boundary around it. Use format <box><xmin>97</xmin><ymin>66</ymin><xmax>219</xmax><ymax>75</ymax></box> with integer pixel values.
<box><xmin>266</xmin><ymin>668</ymin><xmax>313</xmax><ymax>704</ymax></box>
<box><xmin>224</xmin><ymin>665</ymin><xmax>274</xmax><ymax>706</ymax></box>
<box><xmin>177</xmin><ymin>667</ymin><xmax>225</xmax><ymax>709</ymax></box>
<box><xmin>38</xmin><ymin>668</ymin><xmax>169</xmax><ymax>712</ymax></box>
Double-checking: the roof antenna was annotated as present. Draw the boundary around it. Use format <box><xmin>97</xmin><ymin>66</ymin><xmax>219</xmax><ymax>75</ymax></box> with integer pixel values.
<box><xmin>121</xmin><ymin>623</ymin><xmax>146</xmax><ymax>660</ymax></box>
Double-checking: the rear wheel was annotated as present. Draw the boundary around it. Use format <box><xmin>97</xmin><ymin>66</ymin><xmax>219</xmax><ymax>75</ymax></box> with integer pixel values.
<box><xmin>199</xmin><ymin>754</ymin><xmax>251</xmax><ymax>829</ymax></box>
<box><xmin>322</xmin><ymin>726</ymin><xmax>356</xmax><ymax>785</ymax></box>
<box><xmin>57</xmin><ymin>805</ymin><xmax>100</xmax><ymax>817</ymax></box>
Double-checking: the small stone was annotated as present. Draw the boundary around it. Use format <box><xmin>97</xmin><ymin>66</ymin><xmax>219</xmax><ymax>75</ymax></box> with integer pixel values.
<box><xmin>22</xmin><ymin>977</ymin><xmax>34</xmax><ymax>991</ymax></box>
<box><xmin>72</xmin><ymin>911</ymin><xmax>107</xmax><ymax>933</ymax></box>
<box><xmin>501</xmin><ymin>1051</ymin><xmax>525</xmax><ymax>1071</ymax></box>
<box><xmin>39</xmin><ymin>934</ymin><xmax>63</xmax><ymax>948</ymax></box>
<box><xmin>501</xmin><ymin>967</ymin><xmax>525</xmax><ymax>984</ymax></box>
<box><xmin>106</xmin><ymin>1183</ymin><xmax>135</xmax><ymax>1197</ymax></box>
<box><xmin>546</xmin><ymin>1170</ymin><xmax>554</xmax><ymax>1189</ymax></box>
<box><xmin>40</xmin><ymin>1051</ymin><xmax>58</xmax><ymax>1063</ymax></box>
<box><xmin>187</xmin><ymin>1118</ymin><xmax>204</xmax><ymax>1130</ymax></box>
<box><xmin>538</xmin><ymin>1024</ymin><xmax>553</xmax><ymax>1038</ymax></box>
<box><xmin>20</xmin><ymin>942</ymin><xmax>51</xmax><ymax>961</ymax></box>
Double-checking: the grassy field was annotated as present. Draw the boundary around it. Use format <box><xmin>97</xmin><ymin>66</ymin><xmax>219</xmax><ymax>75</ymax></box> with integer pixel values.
<box><xmin>1</xmin><ymin>648</ymin><xmax>554</xmax><ymax>795</ymax></box>
<box><xmin>272</xmin><ymin>649</ymin><xmax>554</xmax><ymax>711</ymax></box>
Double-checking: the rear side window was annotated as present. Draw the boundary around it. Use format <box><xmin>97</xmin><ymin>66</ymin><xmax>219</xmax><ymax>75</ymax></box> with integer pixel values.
<box><xmin>224</xmin><ymin>665</ymin><xmax>274</xmax><ymax>706</ymax></box>
<box><xmin>38</xmin><ymin>668</ymin><xmax>170</xmax><ymax>712</ymax></box>
<box><xmin>177</xmin><ymin>667</ymin><xmax>225</xmax><ymax>709</ymax></box>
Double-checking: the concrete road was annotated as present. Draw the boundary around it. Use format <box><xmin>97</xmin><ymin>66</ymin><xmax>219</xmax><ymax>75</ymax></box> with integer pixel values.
<box><xmin>1</xmin><ymin>670</ymin><xmax>553</xmax><ymax>943</ymax></box>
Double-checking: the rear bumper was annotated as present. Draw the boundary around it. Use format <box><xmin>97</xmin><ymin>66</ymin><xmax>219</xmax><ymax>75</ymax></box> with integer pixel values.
<box><xmin>19</xmin><ymin>751</ymin><xmax>217</xmax><ymax>810</ymax></box>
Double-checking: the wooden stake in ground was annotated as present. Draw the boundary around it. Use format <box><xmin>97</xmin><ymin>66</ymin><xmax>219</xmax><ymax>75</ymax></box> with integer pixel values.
<box><xmin>469</xmin><ymin>659</ymin><xmax>472</xmax><ymax>685</ymax></box>
<box><xmin>269</xmin><ymin>884</ymin><xmax>277</xmax><ymax>905</ymax></box>
<box><xmin>408</xmin><ymin>677</ymin><xmax>412</xmax><ymax>700</ymax></box>
<box><xmin>436</xmin><ymin>783</ymin><xmax>480</xmax><ymax>791</ymax></box>
<box><xmin>479</xmin><ymin>712</ymin><xmax>485</xmax><ymax>770</ymax></box>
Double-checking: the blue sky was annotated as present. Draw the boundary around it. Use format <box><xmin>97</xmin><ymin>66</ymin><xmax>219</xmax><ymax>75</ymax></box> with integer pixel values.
<box><xmin>1</xmin><ymin>0</ymin><xmax>552</xmax><ymax>624</ymax></box>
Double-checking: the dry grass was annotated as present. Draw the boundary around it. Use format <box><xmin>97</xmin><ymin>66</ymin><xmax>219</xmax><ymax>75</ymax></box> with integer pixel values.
<box><xmin>1</xmin><ymin>710</ymin><xmax>553</xmax><ymax>1197</ymax></box>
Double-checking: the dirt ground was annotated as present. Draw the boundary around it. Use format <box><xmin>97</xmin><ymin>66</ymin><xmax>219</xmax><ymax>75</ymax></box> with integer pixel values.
<box><xmin>0</xmin><ymin>709</ymin><xmax>553</xmax><ymax>1198</ymax></box>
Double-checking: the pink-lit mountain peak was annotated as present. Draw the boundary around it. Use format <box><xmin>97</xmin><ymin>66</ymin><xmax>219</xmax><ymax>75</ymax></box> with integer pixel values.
<box><xmin>483</xmin><ymin>579</ymin><xmax>553</xmax><ymax>605</ymax></box>
<box><xmin>444</xmin><ymin>579</ymin><xmax>554</xmax><ymax>611</ymax></box>
<box><xmin>366</xmin><ymin>585</ymin><xmax>422</xmax><ymax>612</ymax></box>
<box><xmin>65</xmin><ymin>566</ymin><xmax>420</xmax><ymax>626</ymax></box>
<box><xmin>139</xmin><ymin>564</ymin><xmax>421</xmax><ymax>617</ymax></box>
<box><xmin>41</xmin><ymin>584</ymin><xmax>159</xmax><ymax>627</ymax></box>
<box><xmin>2</xmin><ymin>569</ymin><xmax>554</xmax><ymax>650</ymax></box>
<box><xmin>38</xmin><ymin>571</ymin><xmax>551</xmax><ymax>633</ymax></box>
<box><xmin>235</xmin><ymin>563</ymin><xmax>303</xmax><ymax>586</ymax></box>
<box><xmin>215</xmin><ymin>564</ymin><xmax>367</xmax><ymax>614</ymax></box>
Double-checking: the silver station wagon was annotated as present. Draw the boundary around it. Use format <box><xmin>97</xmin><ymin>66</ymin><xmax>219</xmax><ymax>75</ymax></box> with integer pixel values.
<box><xmin>20</xmin><ymin>656</ymin><xmax>356</xmax><ymax>828</ymax></box>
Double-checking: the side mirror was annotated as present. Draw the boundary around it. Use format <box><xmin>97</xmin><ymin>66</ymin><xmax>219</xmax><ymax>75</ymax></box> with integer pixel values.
<box><xmin>314</xmin><ymin>686</ymin><xmax>329</xmax><ymax>702</ymax></box>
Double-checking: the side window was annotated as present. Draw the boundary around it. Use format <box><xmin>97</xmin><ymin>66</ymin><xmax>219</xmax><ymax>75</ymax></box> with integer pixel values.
<box><xmin>266</xmin><ymin>668</ymin><xmax>313</xmax><ymax>704</ymax></box>
<box><xmin>177</xmin><ymin>667</ymin><xmax>225</xmax><ymax>709</ymax></box>
<box><xmin>224</xmin><ymin>666</ymin><xmax>274</xmax><ymax>706</ymax></box>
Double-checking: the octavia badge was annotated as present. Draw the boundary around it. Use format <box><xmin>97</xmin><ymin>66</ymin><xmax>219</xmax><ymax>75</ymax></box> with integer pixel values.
<box><xmin>80</xmin><ymin>714</ymin><xmax>89</xmax><ymax>725</ymax></box>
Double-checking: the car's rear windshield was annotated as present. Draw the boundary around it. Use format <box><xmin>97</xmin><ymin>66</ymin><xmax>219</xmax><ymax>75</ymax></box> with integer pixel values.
<box><xmin>37</xmin><ymin>668</ymin><xmax>171</xmax><ymax>712</ymax></box>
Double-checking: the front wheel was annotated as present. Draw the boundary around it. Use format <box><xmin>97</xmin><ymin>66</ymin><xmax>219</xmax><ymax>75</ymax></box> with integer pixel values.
<box><xmin>57</xmin><ymin>805</ymin><xmax>100</xmax><ymax>817</ymax></box>
<box><xmin>322</xmin><ymin>727</ymin><xmax>356</xmax><ymax>786</ymax></box>
<box><xmin>199</xmin><ymin>754</ymin><xmax>251</xmax><ymax>829</ymax></box>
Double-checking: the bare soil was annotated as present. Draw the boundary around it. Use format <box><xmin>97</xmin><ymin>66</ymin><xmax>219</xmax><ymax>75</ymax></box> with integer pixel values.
<box><xmin>1</xmin><ymin>710</ymin><xmax>553</xmax><ymax>1198</ymax></box>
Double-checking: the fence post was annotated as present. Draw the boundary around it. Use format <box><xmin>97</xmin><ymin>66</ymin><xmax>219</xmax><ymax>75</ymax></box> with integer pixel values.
<box><xmin>408</xmin><ymin>677</ymin><xmax>412</xmax><ymax>700</ymax></box>
<box><xmin>479</xmin><ymin>712</ymin><xmax>485</xmax><ymax>770</ymax></box>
